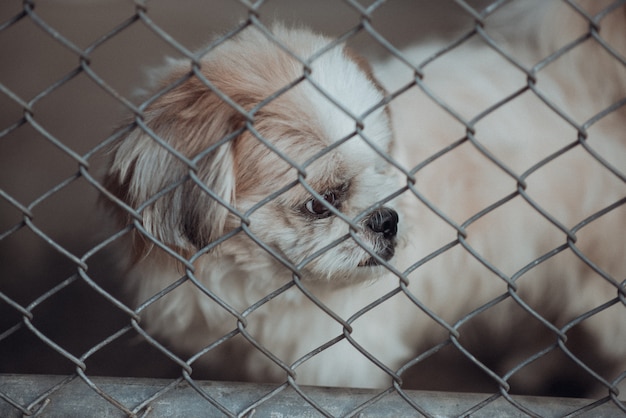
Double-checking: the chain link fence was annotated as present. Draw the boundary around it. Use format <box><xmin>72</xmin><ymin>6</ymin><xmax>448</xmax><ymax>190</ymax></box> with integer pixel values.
<box><xmin>1</xmin><ymin>0</ymin><xmax>625</xmax><ymax>416</ymax></box>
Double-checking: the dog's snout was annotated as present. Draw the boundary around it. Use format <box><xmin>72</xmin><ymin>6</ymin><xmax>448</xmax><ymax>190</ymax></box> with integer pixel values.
<box><xmin>367</xmin><ymin>208</ymin><xmax>399</xmax><ymax>239</ymax></box>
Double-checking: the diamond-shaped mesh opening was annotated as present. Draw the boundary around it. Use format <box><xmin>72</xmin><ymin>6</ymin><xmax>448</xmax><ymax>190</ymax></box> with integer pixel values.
<box><xmin>1</xmin><ymin>0</ymin><xmax>625</xmax><ymax>416</ymax></box>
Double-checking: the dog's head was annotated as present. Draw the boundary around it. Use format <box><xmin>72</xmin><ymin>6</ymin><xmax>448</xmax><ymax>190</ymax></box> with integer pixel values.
<box><xmin>103</xmin><ymin>25</ymin><xmax>399</xmax><ymax>282</ymax></box>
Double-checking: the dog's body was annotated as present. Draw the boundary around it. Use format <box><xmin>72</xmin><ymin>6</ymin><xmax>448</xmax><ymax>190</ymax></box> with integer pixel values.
<box><xmin>103</xmin><ymin>1</ymin><xmax>626</xmax><ymax>395</ymax></box>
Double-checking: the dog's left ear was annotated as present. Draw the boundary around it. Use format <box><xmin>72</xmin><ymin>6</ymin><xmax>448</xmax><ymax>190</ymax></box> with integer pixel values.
<box><xmin>103</xmin><ymin>71</ymin><xmax>247</xmax><ymax>256</ymax></box>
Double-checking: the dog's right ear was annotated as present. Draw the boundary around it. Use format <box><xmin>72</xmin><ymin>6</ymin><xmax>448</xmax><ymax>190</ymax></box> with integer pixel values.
<box><xmin>103</xmin><ymin>69</ymin><xmax>247</xmax><ymax>257</ymax></box>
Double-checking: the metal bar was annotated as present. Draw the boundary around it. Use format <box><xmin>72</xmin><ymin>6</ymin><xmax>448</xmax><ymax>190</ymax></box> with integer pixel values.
<box><xmin>1</xmin><ymin>374</ymin><xmax>623</xmax><ymax>417</ymax></box>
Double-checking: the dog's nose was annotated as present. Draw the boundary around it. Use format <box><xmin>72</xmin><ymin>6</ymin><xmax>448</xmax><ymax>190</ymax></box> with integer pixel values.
<box><xmin>367</xmin><ymin>208</ymin><xmax>399</xmax><ymax>239</ymax></box>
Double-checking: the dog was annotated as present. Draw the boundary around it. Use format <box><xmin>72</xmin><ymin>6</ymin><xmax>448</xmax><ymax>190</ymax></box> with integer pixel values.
<box><xmin>102</xmin><ymin>1</ymin><xmax>625</xmax><ymax>396</ymax></box>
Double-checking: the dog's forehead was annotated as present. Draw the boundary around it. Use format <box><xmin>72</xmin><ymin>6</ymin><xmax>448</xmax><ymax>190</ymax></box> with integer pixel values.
<box><xmin>207</xmin><ymin>26</ymin><xmax>391</xmax><ymax>157</ymax></box>
<box><xmin>228</xmin><ymin>27</ymin><xmax>393</xmax><ymax>200</ymax></box>
<box><xmin>307</xmin><ymin>52</ymin><xmax>386</xmax><ymax>126</ymax></box>
<box><xmin>304</xmin><ymin>51</ymin><xmax>392</xmax><ymax>156</ymax></box>
<box><xmin>265</xmin><ymin>27</ymin><xmax>390</xmax><ymax>151</ymax></box>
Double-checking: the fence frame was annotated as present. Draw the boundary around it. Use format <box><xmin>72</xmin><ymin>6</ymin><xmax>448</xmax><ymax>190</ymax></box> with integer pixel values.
<box><xmin>1</xmin><ymin>374</ymin><xmax>624</xmax><ymax>417</ymax></box>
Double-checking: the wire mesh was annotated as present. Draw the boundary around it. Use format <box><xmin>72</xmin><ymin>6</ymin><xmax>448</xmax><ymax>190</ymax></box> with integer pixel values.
<box><xmin>0</xmin><ymin>0</ymin><xmax>625</xmax><ymax>417</ymax></box>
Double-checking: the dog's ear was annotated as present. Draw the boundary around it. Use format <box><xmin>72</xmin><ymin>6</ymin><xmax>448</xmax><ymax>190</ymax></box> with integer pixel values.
<box><xmin>103</xmin><ymin>71</ymin><xmax>247</xmax><ymax>257</ymax></box>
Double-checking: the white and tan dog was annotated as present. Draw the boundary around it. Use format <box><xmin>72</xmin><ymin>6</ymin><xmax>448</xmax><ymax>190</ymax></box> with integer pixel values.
<box><xmin>103</xmin><ymin>1</ymin><xmax>625</xmax><ymax>396</ymax></box>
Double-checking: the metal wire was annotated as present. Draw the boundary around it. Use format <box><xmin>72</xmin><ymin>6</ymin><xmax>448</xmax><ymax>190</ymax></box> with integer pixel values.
<box><xmin>1</xmin><ymin>0</ymin><xmax>625</xmax><ymax>417</ymax></box>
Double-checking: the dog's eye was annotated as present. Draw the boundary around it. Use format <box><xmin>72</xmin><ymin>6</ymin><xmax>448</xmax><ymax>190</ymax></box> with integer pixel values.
<box><xmin>305</xmin><ymin>192</ymin><xmax>337</xmax><ymax>217</ymax></box>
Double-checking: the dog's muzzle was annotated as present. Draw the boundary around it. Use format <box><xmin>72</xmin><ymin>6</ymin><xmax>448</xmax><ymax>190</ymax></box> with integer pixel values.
<box><xmin>359</xmin><ymin>207</ymin><xmax>399</xmax><ymax>267</ymax></box>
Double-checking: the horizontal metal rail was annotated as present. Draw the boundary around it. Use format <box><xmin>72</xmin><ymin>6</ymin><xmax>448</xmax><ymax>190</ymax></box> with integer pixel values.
<box><xmin>0</xmin><ymin>374</ymin><xmax>623</xmax><ymax>417</ymax></box>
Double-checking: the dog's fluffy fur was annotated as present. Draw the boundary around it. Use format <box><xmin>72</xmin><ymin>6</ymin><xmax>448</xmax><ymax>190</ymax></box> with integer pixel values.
<box><xmin>103</xmin><ymin>1</ymin><xmax>626</xmax><ymax>395</ymax></box>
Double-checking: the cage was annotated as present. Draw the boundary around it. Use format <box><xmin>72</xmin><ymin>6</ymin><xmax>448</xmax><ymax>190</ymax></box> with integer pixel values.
<box><xmin>1</xmin><ymin>0</ymin><xmax>625</xmax><ymax>416</ymax></box>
